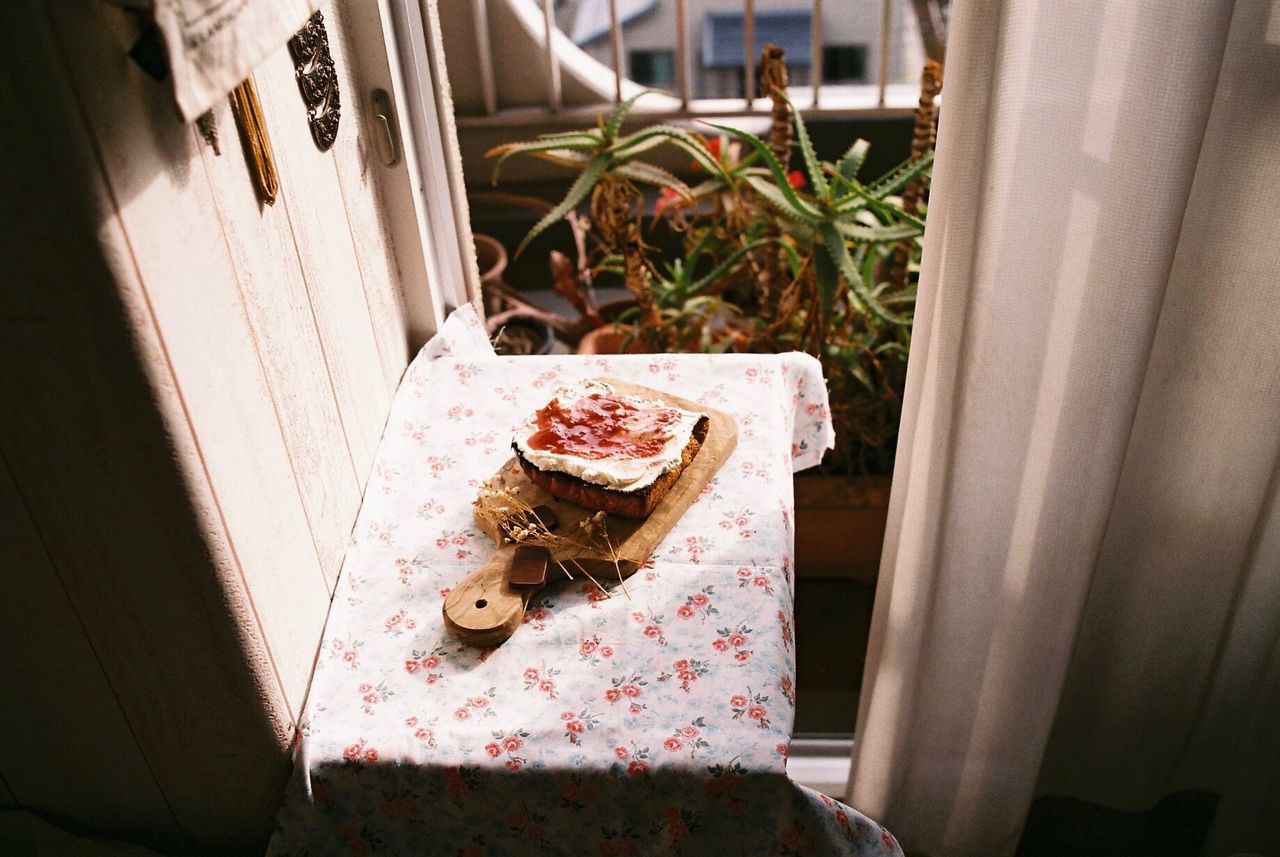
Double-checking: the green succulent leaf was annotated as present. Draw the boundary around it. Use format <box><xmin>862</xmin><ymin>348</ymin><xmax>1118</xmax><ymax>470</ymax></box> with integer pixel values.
<box><xmin>683</xmin><ymin>239</ymin><xmax>772</xmax><ymax>297</ymax></box>
<box><xmin>744</xmin><ymin>175</ymin><xmax>819</xmax><ymax>224</ymax></box>
<box><xmin>603</xmin><ymin>89</ymin><xmax>660</xmax><ymax>141</ymax></box>
<box><xmin>515</xmin><ymin>154</ymin><xmax>608</xmax><ymax>257</ymax></box>
<box><xmin>837</xmin><ymin>139</ymin><xmax>871</xmax><ymax>180</ymax></box>
<box><xmin>814</xmin><ymin>239</ymin><xmax>839</xmax><ymax>328</ymax></box>
<box><xmin>867</xmin><ymin>152</ymin><xmax>935</xmax><ymax>199</ymax></box>
<box><xmin>487</xmin><ymin>137</ymin><xmax>600</xmax><ymax>183</ymax></box>
<box><xmin>833</xmin><ymin>220</ymin><xmax>924</xmax><ymax>243</ymax></box>
<box><xmin>611</xmin><ymin>161</ymin><xmax>691</xmax><ymax>197</ymax></box>
<box><xmin>778</xmin><ymin>90</ymin><xmax>828</xmax><ymax>199</ymax></box>
<box><xmin>706</xmin><ymin>122</ymin><xmax>823</xmax><ymax>219</ymax></box>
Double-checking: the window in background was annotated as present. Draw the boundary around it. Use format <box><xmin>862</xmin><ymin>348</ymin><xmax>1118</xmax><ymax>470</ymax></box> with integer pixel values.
<box><xmin>823</xmin><ymin>45</ymin><xmax>869</xmax><ymax>83</ymax></box>
<box><xmin>629</xmin><ymin>49</ymin><xmax>675</xmax><ymax>88</ymax></box>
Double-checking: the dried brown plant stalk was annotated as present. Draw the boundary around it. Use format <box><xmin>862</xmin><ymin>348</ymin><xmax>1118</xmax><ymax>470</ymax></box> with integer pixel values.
<box><xmin>474</xmin><ymin>478</ymin><xmax>628</xmax><ymax>597</ymax></box>
<box><xmin>890</xmin><ymin>60</ymin><xmax>943</xmax><ymax>290</ymax></box>
<box><xmin>592</xmin><ymin>174</ymin><xmax>665</xmax><ymax>348</ymax></box>
<box><xmin>756</xmin><ymin>44</ymin><xmax>795</xmax><ymax>312</ymax></box>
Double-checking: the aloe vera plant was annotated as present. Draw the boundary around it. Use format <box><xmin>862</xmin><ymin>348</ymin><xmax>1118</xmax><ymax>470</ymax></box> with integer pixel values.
<box><xmin>484</xmin><ymin>53</ymin><xmax>939</xmax><ymax>473</ymax></box>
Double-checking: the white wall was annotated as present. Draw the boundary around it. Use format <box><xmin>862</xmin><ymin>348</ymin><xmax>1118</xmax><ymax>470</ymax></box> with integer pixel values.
<box><xmin>0</xmin><ymin>1</ymin><xmax>421</xmax><ymax>852</ymax></box>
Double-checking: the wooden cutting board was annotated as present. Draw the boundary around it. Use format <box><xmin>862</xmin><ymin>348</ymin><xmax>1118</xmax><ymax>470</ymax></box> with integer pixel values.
<box><xmin>442</xmin><ymin>379</ymin><xmax>737</xmax><ymax>645</ymax></box>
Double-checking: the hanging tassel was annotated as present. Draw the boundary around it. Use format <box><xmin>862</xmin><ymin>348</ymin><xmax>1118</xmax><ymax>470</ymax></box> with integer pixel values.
<box><xmin>229</xmin><ymin>76</ymin><xmax>279</xmax><ymax>205</ymax></box>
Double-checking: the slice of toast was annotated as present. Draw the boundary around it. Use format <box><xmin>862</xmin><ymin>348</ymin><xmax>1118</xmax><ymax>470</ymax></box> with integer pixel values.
<box><xmin>513</xmin><ymin>415</ymin><xmax>709</xmax><ymax>519</ymax></box>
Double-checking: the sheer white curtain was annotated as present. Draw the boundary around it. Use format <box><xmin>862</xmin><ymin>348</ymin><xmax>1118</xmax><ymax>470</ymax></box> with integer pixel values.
<box><xmin>847</xmin><ymin>0</ymin><xmax>1280</xmax><ymax>855</ymax></box>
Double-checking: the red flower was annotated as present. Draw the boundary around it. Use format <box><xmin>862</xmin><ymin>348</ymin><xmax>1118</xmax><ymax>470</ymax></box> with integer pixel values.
<box><xmin>691</xmin><ymin>593</ymin><xmax>710</xmax><ymax>607</ymax></box>
<box><xmin>622</xmin><ymin>684</ymin><xmax>641</xmax><ymax>698</ymax></box>
<box><xmin>423</xmin><ymin>655</ymin><xmax>440</xmax><ymax>669</ymax></box>
<box><xmin>748</xmin><ymin>705</ymin><xmax>767</xmax><ymax>720</ymax></box>
<box><xmin>615</xmin><ymin>746</ymin><xmax>630</xmax><ymax>759</ymax></box>
<box><xmin>643</xmin><ymin>625</ymin><xmax>660</xmax><ymax>638</ymax></box>
<box><xmin>776</xmin><ymin>742</ymin><xmax>789</xmax><ymax>758</ymax></box>
<box><xmin>674</xmin><ymin>659</ymin><xmax>690</xmax><ymax>670</ymax></box>
<box><xmin>505</xmin><ymin>758</ymin><xmax>523</xmax><ymax>771</ymax></box>
<box><xmin>561</xmin><ymin>710</ymin><xmax>576</xmax><ymax>721</ymax></box>
<box><xmin>712</xmin><ymin>639</ymin><xmax>729</xmax><ymax>652</ymax></box>
<box><xmin>706</xmin><ymin>137</ymin><xmax>722</xmax><ymax>159</ymax></box>
<box><xmin>605</xmin><ymin>688</ymin><xmax>622</xmax><ymax>702</ymax></box>
<box><xmin>600</xmin><ymin>646</ymin><xmax>614</xmax><ymax>657</ymax></box>
<box><xmin>358</xmin><ymin>682</ymin><xmax>372</xmax><ymax>693</ymax></box>
<box><xmin>568</xmin><ymin>720</ymin><xmax>585</xmax><ymax>733</ymax></box>
<box><xmin>485</xmin><ymin>742</ymin><xmax>501</xmax><ymax>757</ymax></box>
<box><xmin>680</xmin><ymin>726</ymin><xmax>699</xmax><ymax>739</ymax></box>
<box><xmin>664</xmin><ymin>737</ymin><xmax>682</xmax><ymax>751</ymax></box>
<box><xmin>729</xmin><ymin>633</ymin><xmax>747</xmax><ymax>647</ymax></box>
<box><xmin>469</xmin><ymin>696</ymin><xmax>489</xmax><ymax>708</ymax></box>
<box><xmin>524</xmin><ymin>668</ymin><xmax>540</xmax><ymax>681</ymax></box>
<box><xmin>342</xmin><ymin>744</ymin><xmax>362</xmax><ymax>762</ymax></box>
<box><xmin>363</xmin><ymin>749</ymin><xmax>378</xmax><ymax>762</ymax></box>
<box><xmin>580</xmin><ymin>639</ymin><xmax>597</xmax><ymax>655</ymax></box>
<box><xmin>753</xmin><ymin>577</ymin><xmax>768</xmax><ymax>587</ymax></box>
<box><xmin>627</xmin><ymin>760</ymin><xmax>648</xmax><ymax>778</ymax></box>
<box><xmin>730</xmin><ymin>694</ymin><xmax>748</xmax><ymax>707</ymax></box>
<box><xmin>503</xmin><ymin>736</ymin><xmax>523</xmax><ymax>752</ymax></box>
<box><xmin>415</xmin><ymin>728</ymin><xmax>431</xmax><ymax>741</ymax></box>
<box><xmin>539</xmin><ymin>679</ymin><xmax>556</xmax><ymax>694</ymax></box>
<box><xmin>676</xmin><ymin>605</ymin><xmax>694</xmax><ymax>619</ymax></box>
<box><xmin>453</xmin><ymin>708</ymin><xmax>470</xmax><ymax>720</ymax></box>
<box><xmin>404</xmin><ymin>660</ymin><xmax>420</xmax><ymax>673</ymax></box>
<box><xmin>735</xmin><ymin>651</ymin><xmax>751</xmax><ymax>662</ymax></box>
<box><xmin>787</xmin><ymin>170</ymin><xmax>805</xmax><ymax>188</ymax></box>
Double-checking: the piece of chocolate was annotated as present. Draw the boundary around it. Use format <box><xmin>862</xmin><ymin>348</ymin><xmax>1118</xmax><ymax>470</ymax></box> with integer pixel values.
<box><xmin>530</xmin><ymin>505</ymin><xmax>559</xmax><ymax>532</ymax></box>
<box><xmin>508</xmin><ymin>545</ymin><xmax>550</xmax><ymax>589</ymax></box>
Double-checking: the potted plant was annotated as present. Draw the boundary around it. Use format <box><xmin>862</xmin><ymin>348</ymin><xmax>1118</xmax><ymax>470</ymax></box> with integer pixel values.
<box><xmin>484</xmin><ymin>54</ymin><xmax>942</xmax><ymax>585</ymax></box>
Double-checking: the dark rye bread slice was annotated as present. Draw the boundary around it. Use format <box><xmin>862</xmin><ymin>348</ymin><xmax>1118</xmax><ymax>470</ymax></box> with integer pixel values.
<box><xmin>513</xmin><ymin>415</ymin><xmax>709</xmax><ymax>519</ymax></box>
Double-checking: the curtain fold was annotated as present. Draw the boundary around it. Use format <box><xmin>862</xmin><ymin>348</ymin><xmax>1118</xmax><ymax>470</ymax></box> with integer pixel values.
<box><xmin>846</xmin><ymin>0</ymin><xmax>1280</xmax><ymax>855</ymax></box>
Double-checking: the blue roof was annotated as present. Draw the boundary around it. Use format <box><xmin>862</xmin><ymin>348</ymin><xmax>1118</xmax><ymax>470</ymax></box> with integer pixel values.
<box><xmin>570</xmin><ymin>0</ymin><xmax>659</xmax><ymax>47</ymax></box>
<box><xmin>702</xmin><ymin>10</ymin><xmax>812</xmax><ymax>69</ymax></box>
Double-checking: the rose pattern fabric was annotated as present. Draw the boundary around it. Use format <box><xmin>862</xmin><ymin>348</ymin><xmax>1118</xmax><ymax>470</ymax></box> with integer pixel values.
<box><xmin>268</xmin><ymin>306</ymin><xmax>900</xmax><ymax>856</ymax></box>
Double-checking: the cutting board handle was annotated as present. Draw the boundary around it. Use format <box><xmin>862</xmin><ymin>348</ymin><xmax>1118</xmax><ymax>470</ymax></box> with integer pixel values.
<box><xmin>441</xmin><ymin>547</ymin><xmax>529</xmax><ymax>646</ymax></box>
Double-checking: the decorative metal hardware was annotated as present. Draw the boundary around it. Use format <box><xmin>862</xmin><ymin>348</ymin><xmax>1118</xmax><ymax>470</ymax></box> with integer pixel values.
<box><xmin>288</xmin><ymin>10</ymin><xmax>340</xmax><ymax>151</ymax></box>
<box><xmin>369</xmin><ymin>89</ymin><xmax>400</xmax><ymax>167</ymax></box>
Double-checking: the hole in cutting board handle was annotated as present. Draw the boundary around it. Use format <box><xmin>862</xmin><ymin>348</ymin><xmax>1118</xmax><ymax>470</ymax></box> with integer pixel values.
<box><xmin>475</xmin><ymin>599</ymin><xmax>488</xmax><ymax>608</ymax></box>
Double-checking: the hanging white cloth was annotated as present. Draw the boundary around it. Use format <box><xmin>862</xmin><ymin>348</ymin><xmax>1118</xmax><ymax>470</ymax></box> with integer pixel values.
<box><xmin>846</xmin><ymin>0</ymin><xmax>1280</xmax><ymax>855</ymax></box>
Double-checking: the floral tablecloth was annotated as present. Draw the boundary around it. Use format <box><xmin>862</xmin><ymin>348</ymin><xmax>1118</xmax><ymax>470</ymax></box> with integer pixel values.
<box><xmin>268</xmin><ymin>307</ymin><xmax>901</xmax><ymax>857</ymax></box>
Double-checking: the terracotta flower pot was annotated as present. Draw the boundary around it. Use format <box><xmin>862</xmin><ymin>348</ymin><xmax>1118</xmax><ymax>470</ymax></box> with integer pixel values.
<box><xmin>793</xmin><ymin>474</ymin><xmax>892</xmax><ymax>587</ymax></box>
<box><xmin>473</xmin><ymin>233</ymin><xmax>509</xmax><ymax>315</ymax></box>
<box><xmin>576</xmin><ymin>323</ymin><xmax>648</xmax><ymax>355</ymax></box>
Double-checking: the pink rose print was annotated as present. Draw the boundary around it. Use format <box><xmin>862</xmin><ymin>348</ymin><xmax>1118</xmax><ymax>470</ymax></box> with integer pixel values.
<box><xmin>530</xmin><ymin>370</ymin><xmax>558</xmax><ymax>389</ymax></box>
<box><xmin>491</xmin><ymin>386</ymin><xmax>518</xmax><ymax>404</ymax></box>
<box><xmin>402</xmin><ymin>420</ymin><xmax>429</xmax><ymax>444</ymax></box>
<box><xmin>561</xmin><ymin>708</ymin><xmax>601</xmax><ymax>745</ymax></box>
<box><xmin>416</xmin><ymin>499</ymin><xmax>446</xmax><ymax>520</ymax></box>
<box><xmin>580</xmin><ymin>582</ymin><xmax>611</xmax><ymax>605</ymax></box>
<box><xmin>445</xmin><ymin>404</ymin><xmax>476</xmax><ymax>420</ymax></box>
<box><xmin>677</xmin><ymin>586</ymin><xmax>718</xmax><ymax>621</ymax></box>
<box><xmin>424</xmin><ymin>454</ymin><xmax>456</xmax><ymax>479</ymax></box>
<box><xmin>366</xmin><ymin>519</ymin><xmax>397</xmax><ymax>546</ymax></box>
<box><xmin>341</xmin><ymin>738</ymin><xmax>378</xmax><ymax>766</ymax></box>
<box><xmin>374</xmin><ymin>461</ymin><xmax>398</xmax><ymax>495</ymax></box>
<box><xmin>606</xmin><ymin>673</ymin><xmax>648</xmax><ymax>715</ymax></box>
<box><xmin>713</xmin><ymin>621</ymin><xmax>754</xmax><ymax>661</ymax></box>
<box><xmin>630</xmin><ymin>609</ymin><xmax>667</xmax><ymax>646</ymax></box>
<box><xmin>776</xmin><ymin>742</ymin><xmax>789</xmax><ymax>758</ymax></box>
<box><xmin>383</xmin><ymin>608</ymin><xmax>417</xmax><ymax>637</ymax></box>
<box><xmin>393</xmin><ymin>556</ymin><xmax>426</xmax><ymax>586</ymax></box>
<box><xmin>455</xmin><ymin>687</ymin><xmax>497</xmax><ymax>720</ymax></box>
<box><xmin>614</xmin><ymin>741</ymin><xmax>653</xmax><ymax>781</ymax></box>
<box><xmin>487</xmin><ymin>729</ymin><xmax>529</xmax><ymax>768</ymax></box>
<box><xmin>404</xmin><ymin>715</ymin><xmax>438</xmax><ymax>749</ymax></box>
<box><xmin>521</xmin><ymin>599</ymin><xmax>555</xmax><ymax>632</ymax></box>
<box><xmin>647</xmin><ymin>358</ymin><xmax>677</xmax><ymax>382</ymax></box>
<box><xmin>432</xmin><ymin>528</ymin><xmax>473</xmax><ymax>561</ymax></box>
<box><xmin>405</xmin><ymin>645</ymin><xmax>449</xmax><ymax>685</ymax></box>
<box><xmin>778</xmin><ymin>609</ymin><xmax>793</xmax><ymax>650</ymax></box>
<box><xmin>729</xmin><ymin>687</ymin><xmax>772</xmax><ymax>729</ymax></box>
<box><xmin>329</xmin><ymin>636</ymin><xmax>363</xmax><ymax>669</ymax></box>
<box><xmin>719</xmin><ymin>506</ymin><xmax>758</xmax><ymax>541</ymax></box>
<box><xmin>452</xmin><ymin>361</ymin><xmax>478</xmax><ymax>383</ymax></box>
<box><xmin>705</xmin><ymin>759</ymin><xmax>747</xmax><ymax>809</ymax></box>
<box><xmin>357</xmin><ymin>680</ymin><xmax>395</xmax><ymax>715</ymax></box>
<box><xmin>558</xmin><ymin>774</ymin><xmax>598</xmax><ymax>812</ymax></box>
<box><xmin>657</xmin><ymin>657</ymin><xmax>709</xmax><ymax>692</ymax></box>
<box><xmin>664</xmin><ymin>717</ymin><xmax>710</xmax><ymax>757</ymax></box>
<box><xmin>737</xmin><ymin>564</ymin><xmax>774</xmax><ymax>594</ymax></box>
<box><xmin>680</xmin><ymin>535</ymin><xmax>710</xmax><ymax>564</ymax></box>
<box><xmin>780</xmin><ymin>675</ymin><xmax>795</xmax><ymax>707</ymax></box>
<box><xmin>578</xmin><ymin>635</ymin><xmax>615</xmax><ymax>666</ymax></box>
<box><xmin>522</xmin><ymin>662</ymin><xmax>561</xmax><ymax>699</ymax></box>
<box><xmin>780</xmin><ymin>825</ymin><xmax>816</xmax><ymax>854</ymax></box>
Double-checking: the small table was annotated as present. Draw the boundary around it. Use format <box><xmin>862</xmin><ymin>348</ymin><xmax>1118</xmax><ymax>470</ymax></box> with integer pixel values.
<box><xmin>268</xmin><ymin>307</ymin><xmax>902</xmax><ymax>856</ymax></box>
